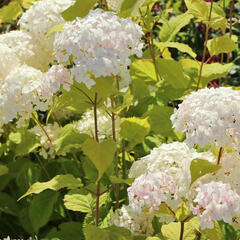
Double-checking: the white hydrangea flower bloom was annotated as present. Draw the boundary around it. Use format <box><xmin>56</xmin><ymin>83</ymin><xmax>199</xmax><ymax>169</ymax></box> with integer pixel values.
<box><xmin>0</xmin><ymin>65</ymin><xmax>51</xmax><ymax>128</ymax></box>
<box><xmin>191</xmin><ymin>181</ymin><xmax>240</xmax><ymax>229</ymax></box>
<box><xmin>73</xmin><ymin>109</ymin><xmax>120</xmax><ymax>140</ymax></box>
<box><xmin>54</xmin><ymin>8</ymin><xmax>143</xmax><ymax>88</ymax></box>
<box><xmin>0</xmin><ymin>43</ymin><xmax>20</xmax><ymax>82</ymax></box>
<box><xmin>30</xmin><ymin>122</ymin><xmax>62</xmax><ymax>159</ymax></box>
<box><xmin>0</xmin><ymin>30</ymin><xmax>52</xmax><ymax>71</ymax></box>
<box><xmin>129</xmin><ymin>142</ymin><xmax>215</xmax><ymax>198</ymax></box>
<box><xmin>171</xmin><ymin>87</ymin><xmax>240</xmax><ymax>148</ymax></box>
<box><xmin>19</xmin><ymin>0</ymin><xmax>75</xmax><ymax>59</ymax></box>
<box><xmin>110</xmin><ymin>205</ymin><xmax>154</xmax><ymax>236</ymax></box>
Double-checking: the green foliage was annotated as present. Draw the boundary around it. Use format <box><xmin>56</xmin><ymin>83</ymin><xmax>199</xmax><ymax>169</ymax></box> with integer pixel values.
<box><xmin>207</xmin><ymin>35</ymin><xmax>237</xmax><ymax>56</ymax></box>
<box><xmin>120</xmin><ymin>117</ymin><xmax>150</xmax><ymax>148</ymax></box>
<box><xmin>0</xmin><ymin>192</ymin><xmax>19</xmax><ymax>216</ymax></box>
<box><xmin>190</xmin><ymin>159</ymin><xmax>221</xmax><ymax>185</ymax></box>
<box><xmin>82</xmin><ymin>139</ymin><xmax>117</xmax><ymax>181</ymax></box>
<box><xmin>54</xmin><ymin>124</ymin><xmax>89</xmax><ymax>153</ymax></box>
<box><xmin>9</xmin><ymin>128</ymin><xmax>40</xmax><ymax>156</ymax></box>
<box><xmin>202</xmin><ymin>221</ymin><xmax>223</xmax><ymax>240</ymax></box>
<box><xmin>45</xmin><ymin>222</ymin><xmax>83</xmax><ymax>240</ymax></box>
<box><xmin>62</xmin><ymin>0</ymin><xmax>98</xmax><ymax>21</ymax></box>
<box><xmin>29</xmin><ymin>190</ymin><xmax>59</xmax><ymax>233</ymax></box>
<box><xmin>119</xmin><ymin>0</ymin><xmax>140</xmax><ymax>17</ymax></box>
<box><xmin>159</xmin><ymin>13</ymin><xmax>193</xmax><ymax>42</ymax></box>
<box><xmin>157</xmin><ymin>59</ymin><xmax>190</xmax><ymax>88</ymax></box>
<box><xmin>0</xmin><ymin>0</ymin><xmax>22</xmax><ymax>23</ymax></box>
<box><xmin>19</xmin><ymin>174</ymin><xmax>82</xmax><ymax>200</ymax></box>
<box><xmin>175</xmin><ymin>203</ymin><xmax>190</xmax><ymax>222</ymax></box>
<box><xmin>0</xmin><ymin>164</ymin><xmax>8</xmax><ymax>176</ymax></box>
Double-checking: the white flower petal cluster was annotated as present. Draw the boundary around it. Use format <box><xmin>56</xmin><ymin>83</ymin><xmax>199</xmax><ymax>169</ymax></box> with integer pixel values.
<box><xmin>73</xmin><ymin>109</ymin><xmax>120</xmax><ymax>140</ymax></box>
<box><xmin>54</xmin><ymin>8</ymin><xmax>143</xmax><ymax>88</ymax></box>
<box><xmin>129</xmin><ymin>142</ymin><xmax>216</xmax><ymax>198</ymax></box>
<box><xmin>0</xmin><ymin>43</ymin><xmax>20</xmax><ymax>82</ymax></box>
<box><xmin>127</xmin><ymin>172</ymin><xmax>178</xmax><ymax>213</ymax></box>
<box><xmin>171</xmin><ymin>87</ymin><xmax>240</xmax><ymax>148</ymax></box>
<box><xmin>0</xmin><ymin>65</ymin><xmax>51</xmax><ymax>128</ymax></box>
<box><xmin>0</xmin><ymin>30</ymin><xmax>52</xmax><ymax>71</ymax></box>
<box><xmin>41</xmin><ymin>65</ymin><xmax>72</xmax><ymax>97</ymax></box>
<box><xmin>191</xmin><ymin>181</ymin><xmax>240</xmax><ymax>229</ymax></box>
<box><xmin>110</xmin><ymin>205</ymin><xmax>154</xmax><ymax>236</ymax></box>
<box><xmin>30</xmin><ymin>122</ymin><xmax>62</xmax><ymax>159</ymax></box>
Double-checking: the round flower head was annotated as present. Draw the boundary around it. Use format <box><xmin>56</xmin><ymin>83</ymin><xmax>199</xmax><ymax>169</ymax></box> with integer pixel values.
<box><xmin>171</xmin><ymin>87</ymin><xmax>240</xmax><ymax>148</ymax></box>
<box><xmin>0</xmin><ymin>30</ymin><xmax>52</xmax><ymax>71</ymax></box>
<box><xmin>110</xmin><ymin>205</ymin><xmax>154</xmax><ymax>236</ymax></box>
<box><xmin>54</xmin><ymin>8</ymin><xmax>143</xmax><ymax>88</ymax></box>
<box><xmin>0</xmin><ymin>65</ymin><xmax>50</xmax><ymax>127</ymax></box>
<box><xmin>19</xmin><ymin>0</ymin><xmax>75</xmax><ymax>56</ymax></box>
<box><xmin>127</xmin><ymin>172</ymin><xmax>178</xmax><ymax>213</ymax></box>
<box><xmin>129</xmin><ymin>142</ymin><xmax>215</xmax><ymax>198</ymax></box>
<box><xmin>191</xmin><ymin>181</ymin><xmax>240</xmax><ymax>229</ymax></box>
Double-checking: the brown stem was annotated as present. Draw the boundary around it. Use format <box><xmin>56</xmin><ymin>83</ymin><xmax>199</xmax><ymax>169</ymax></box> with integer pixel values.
<box><xmin>82</xmin><ymin>186</ymin><xmax>97</xmax><ymax>196</ymax></box>
<box><xmin>225</xmin><ymin>0</ymin><xmax>235</xmax><ymax>85</ymax></box>
<box><xmin>179</xmin><ymin>222</ymin><xmax>184</xmax><ymax>240</ymax></box>
<box><xmin>110</xmin><ymin>95</ymin><xmax>119</xmax><ymax>207</ymax></box>
<box><xmin>64</xmin><ymin>81</ymin><xmax>94</xmax><ymax>105</ymax></box>
<box><xmin>217</xmin><ymin>147</ymin><xmax>223</xmax><ymax>165</ymax></box>
<box><xmin>196</xmin><ymin>232</ymin><xmax>202</xmax><ymax>240</ymax></box>
<box><xmin>93</xmin><ymin>92</ymin><xmax>100</xmax><ymax>226</ymax></box>
<box><xmin>95</xmin><ymin>180</ymin><xmax>101</xmax><ymax>226</ymax></box>
<box><xmin>100</xmin><ymin>185</ymin><xmax>112</xmax><ymax>195</ymax></box>
<box><xmin>32</xmin><ymin>114</ymin><xmax>52</xmax><ymax>143</ymax></box>
<box><xmin>162</xmin><ymin>202</ymin><xmax>176</xmax><ymax>217</ymax></box>
<box><xmin>196</xmin><ymin>0</ymin><xmax>214</xmax><ymax>91</ymax></box>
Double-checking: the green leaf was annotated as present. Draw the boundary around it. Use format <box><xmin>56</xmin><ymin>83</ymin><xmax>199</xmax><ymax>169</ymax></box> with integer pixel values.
<box><xmin>150</xmin><ymin>203</ymin><xmax>175</xmax><ymax>217</ymax></box>
<box><xmin>0</xmin><ymin>165</ymin><xmax>8</xmax><ymax>176</ymax></box>
<box><xmin>29</xmin><ymin>190</ymin><xmax>59</xmax><ymax>233</ymax></box>
<box><xmin>190</xmin><ymin>159</ymin><xmax>221</xmax><ymax>185</ymax></box>
<box><xmin>202</xmin><ymin>221</ymin><xmax>223</xmax><ymax>240</ymax></box>
<box><xmin>45</xmin><ymin>222</ymin><xmax>83</xmax><ymax>240</ymax></box>
<box><xmin>162</xmin><ymin>220</ymin><xmax>198</xmax><ymax>240</ymax></box>
<box><xmin>130</xmin><ymin>60</ymin><xmax>158</xmax><ymax>82</ymax></box>
<box><xmin>9</xmin><ymin>128</ymin><xmax>40</xmax><ymax>156</ymax></box>
<box><xmin>62</xmin><ymin>0</ymin><xmax>98</xmax><ymax>21</ymax></box>
<box><xmin>45</xmin><ymin>23</ymin><xmax>65</xmax><ymax>37</ymax></box>
<box><xmin>175</xmin><ymin>203</ymin><xmax>190</xmax><ymax>222</ymax></box>
<box><xmin>159</xmin><ymin>13</ymin><xmax>193</xmax><ymax>42</ymax></box>
<box><xmin>185</xmin><ymin>0</ymin><xmax>227</xmax><ymax>32</ymax></box>
<box><xmin>119</xmin><ymin>0</ymin><xmax>140</xmax><ymax>17</ymax></box>
<box><xmin>84</xmin><ymin>225</ymin><xmax>133</xmax><ymax>240</ymax></box>
<box><xmin>148</xmin><ymin>106</ymin><xmax>174</xmax><ymax>137</ymax></box>
<box><xmin>0</xmin><ymin>0</ymin><xmax>22</xmax><ymax>23</ymax></box>
<box><xmin>84</xmin><ymin>225</ymin><xmax>109</xmax><ymax>240</ymax></box>
<box><xmin>19</xmin><ymin>0</ymin><xmax>37</xmax><ymax>8</ymax></box>
<box><xmin>0</xmin><ymin>193</ymin><xmax>19</xmax><ymax>216</ymax></box>
<box><xmin>201</xmin><ymin>63</ymin><xmax>234</xmax><ymax>87</ymax></box>
<box><xmin>109</xmin><ymin>176</ymin><xmax>134</xmax><ymax>185</ymax></box>
<box><xmin>120</xmin><ymin>117</ymin><xmax>150</xmax><ymax>148</ymax></box>
<box><xmin>155</xmin><ymin>42</ymin><xmax>196</xmax><ymax>58</ymax></box>
<box><xmin>82</xmin><ymin>139</ymin><xmax>117</xmax><ymax>181</ymax></box>
<box><xmin>54</xmin><ymin>124</ymin><xmax>89</xmax><ymax>153</ymax></box>
<box><xmin>19</xmin><ymin>174</ymin><xmax>82</xmax><ymax>200</ymax></box>
<box><xmin>157</xmin><ymin>59</ymin><xmax>190</xmax><ymax>88</ymax></box>
<box><xmin>207</xmin><ymin>35</ymin><xmax>237</xmax><ymax>56</ymax></box>
<box><xmin>64</xmin><ymin>193</ymin><xmax>94</xmax><ymax>213</ymax></box>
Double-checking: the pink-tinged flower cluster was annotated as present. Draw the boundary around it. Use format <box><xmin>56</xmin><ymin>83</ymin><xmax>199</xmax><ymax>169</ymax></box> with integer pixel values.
<box><xmin>127</xmin><ymin>172</ymin><xmax>178</xmax><ymax>213</ymax></box>
<box><xmin>191</xmin><ymin>181</ymin><xmax>240</xmax><ymax>229</ymax></box>
<box><xmin>41</xmin><ymin>65</ymin><xmax>72</xmax><ymax>97</ymax></box>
